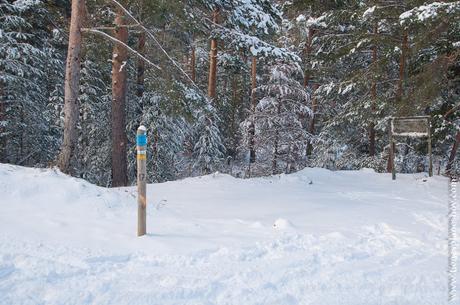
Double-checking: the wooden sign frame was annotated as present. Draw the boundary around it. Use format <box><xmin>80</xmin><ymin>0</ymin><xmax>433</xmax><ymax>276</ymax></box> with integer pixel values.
<box><xmin>389</xmin><ymin>116</ymin><xmax>432</xmax><ymax>180</ymax></box>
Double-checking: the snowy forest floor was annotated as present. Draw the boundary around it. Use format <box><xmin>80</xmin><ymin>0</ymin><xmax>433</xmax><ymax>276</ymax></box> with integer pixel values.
<box><xmin>0</xmin><ymin>164</ymin><xmax>457</xmax><ymax>305</ymax></box>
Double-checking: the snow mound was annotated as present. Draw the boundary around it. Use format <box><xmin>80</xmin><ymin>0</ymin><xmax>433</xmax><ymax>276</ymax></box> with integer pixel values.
<box><xmin>272</xmin><ymin>218</ymin><xmax>296</xmax><ymax>231</ymax></box>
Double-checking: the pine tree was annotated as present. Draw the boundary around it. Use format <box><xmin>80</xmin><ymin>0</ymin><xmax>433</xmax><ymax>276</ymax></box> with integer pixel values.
<box><xmin>193</xmin><ymin>102</ymin><xmax>225</xmax><ymax>174</ymax></box>
<box><xmin>250</xmin><ymin>60</ymin><xmax>311</xmax><ymax>174</ymax></box>
<box><xmin>0</xmin><ymin>0</ymin><xmax>63</xmax><ymax>166</ymax></box>
<box><xmin>76</xmin><ymin>59</ymin><xmax>112</xmax><ymax>185</ymax></box>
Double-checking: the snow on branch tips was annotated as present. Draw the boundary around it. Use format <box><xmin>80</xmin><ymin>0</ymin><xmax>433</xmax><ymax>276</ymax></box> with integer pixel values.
<box><xmin>215</xmin><ymin>28</ymin><xmax>300</xmax><ymax>62</ymax></box>
<box><xmin>295</xmin><ymin>14</ymin><xmax>327</xmax><ymax>29</ymax></box>
<box><xmin>399</xmin><ymin>1</ymin><xmax>460</xmax><ymax>25</ymax></box>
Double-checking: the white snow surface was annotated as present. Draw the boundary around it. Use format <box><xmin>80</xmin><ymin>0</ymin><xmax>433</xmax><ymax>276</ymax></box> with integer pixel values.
<box><xmin>0</xmin><ymin>164</ymin><xmax>456</xmax><ymax>304</ymax></box>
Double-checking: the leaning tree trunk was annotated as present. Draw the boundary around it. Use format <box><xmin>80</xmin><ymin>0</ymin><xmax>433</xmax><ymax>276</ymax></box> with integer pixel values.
<box><xmin>207</xmin><ymin>8</ymin><xmax>219</xmax><ymax>99</ymax></box>
<box><xmin>57</xmin><ymin>0</ymin><xmax>85</xmax><ymax>174</ymax></box>
<box><xmin>369</xmin><ymin>21</ymin><xmax>378</xmax><ymax>157</ymax></box>
<box><xmin>446</xmin><ymin>131</ymin><xmax>460</xmax><ymax>175</ymax></box>
<box><xmin>111</xmin><ymin>9</ymin><xmax>129</xmax><ymax>187</ymax></box>
<box><xmin>248</xmin><ymin>56</ymin><xmax>257</xmax><ymax>164</ymax></box>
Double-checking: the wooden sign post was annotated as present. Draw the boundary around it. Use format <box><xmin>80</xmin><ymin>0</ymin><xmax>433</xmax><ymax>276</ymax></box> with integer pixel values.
<box><xmin>389</xmin><ymin>116</ymin><xmax>432</xmax><ymax>180</ymax></box>
<box><xmin>137</xmin><ymin>126</ymin><xmax>147</xmax><ymax>236</ymax></box>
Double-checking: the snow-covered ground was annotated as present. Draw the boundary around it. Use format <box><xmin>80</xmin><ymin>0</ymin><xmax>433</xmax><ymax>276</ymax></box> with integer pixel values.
<box><xmin>0</xmin><ymin>164</ymin><xmax>456</xmax><ymax>304</ymax></box>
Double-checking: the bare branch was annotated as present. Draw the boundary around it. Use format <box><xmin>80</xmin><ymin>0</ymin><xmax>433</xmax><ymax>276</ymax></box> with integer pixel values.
<box><xmin>444</xmin><ymin>103</ymin><xmax>460</xmax><ymax>119</ymax></box>
<box><xmin>81</xmin><ymin>28</ymin><xmax>161</xmax><ymax>71</ymax></box>
<box><xmin>110</xmin><ymin>0</ymin><xmax>204</xmax><ymax>96</ymax></box>
<box><xmin>84</xmin><ymin>24</ymin><xmax>140</xmax><ymax>31</ymax></box>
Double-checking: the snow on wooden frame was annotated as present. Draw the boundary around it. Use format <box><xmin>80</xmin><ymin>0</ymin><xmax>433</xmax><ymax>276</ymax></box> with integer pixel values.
<box><xmin>390</xmin><ymin>116</ymin><xmax>430</xmax><ymax>138</ymax></box>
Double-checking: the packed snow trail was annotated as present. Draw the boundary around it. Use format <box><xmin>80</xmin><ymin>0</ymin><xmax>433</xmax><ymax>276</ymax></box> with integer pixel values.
<box><xmin>0</xmin><ymin>164</ymin><xmax>455</xmax><ymax>304</ymax></box>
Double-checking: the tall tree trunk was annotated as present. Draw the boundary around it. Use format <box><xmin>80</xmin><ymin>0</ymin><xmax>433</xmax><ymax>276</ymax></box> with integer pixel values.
<box><xmin>272</xmin><ymin>103</ymin><xmax>281</xmax><ymax>174</ymax></box>
<box><xmin>369</xmin><ymin>22</ymin><xmax>378</xmax><ymax>157</ymax></box>
<box><xmin>304</xmin><ymin>28</ymin><xmax>317</xmax><ymax>156</ymax></box>
<box><xmin>136</xmin><ymin>32</ymin><xmax>145</xmax><ymax>99</ymax></box>
<box><xmin>446</xmin><ymin>131</ymin><xmax>460</xmax><ymax>175</ymax></box>
<box><xmin>230</xmin><ymin>74</ymin><xmax>238</xmax><ymax>157</ymax></box>
<box><xmin>111</xmin><ymin>9</ymin><xmax>129</xmax><ymax>187</ymax></box>
<box><xmin>306</xmin><ymin>83</ymin><xmax>319</xmax><ymax>156</ymax></box>
<box><xmin>397</xmin><ymin>30</ymin><xmax>408</xmax><ymax>102</ymax></box>
<box><xmin>190</xmin><ymin>36</ymin><xmax>196</xmax><ymax>82</ymax></box>
<box><xmin>285</xmin><ymin>145</ymin><xmax>292</xmax><ymax>174</ymax></box>
<box><xmin>19</xmin><ymin>107</ymin><xmax>25</xmax><ymax>163</ymax></box>
<box><xmin>249</xmin><ymin>56</ymin><xmax>257</xmax><ymax>164</ymax></box>
<box><xmin>303</xmin><ymin>28</ymin><xmax>314</xmax><ymax>87</ymax></box>
<box><xmin>57</xmin><ymin>0</ymin><xmax>85</xmax><ymax>174</ymax></box>
<box><xmin>207</xmin><ymin>9</ymin><xmax>218</xmax><ymax>99</ymax></box>
<box><xmin>272</xmin><ymin>132</ymin><xmax>279</xmax><ymax>175</ymax></box>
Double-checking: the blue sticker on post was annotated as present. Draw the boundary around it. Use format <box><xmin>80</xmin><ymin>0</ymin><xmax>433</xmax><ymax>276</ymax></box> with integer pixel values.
<box><xmin>136</xmin><ymin>134</ymin><xmax>147</xmax><ymax>146</ymax></box>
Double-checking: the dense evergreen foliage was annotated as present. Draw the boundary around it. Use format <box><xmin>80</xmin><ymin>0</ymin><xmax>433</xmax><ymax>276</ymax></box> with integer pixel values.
<box><xmin>0</xmin><ymin>0</ymin><xmax>459</xmax><ymax>185</ymax></box>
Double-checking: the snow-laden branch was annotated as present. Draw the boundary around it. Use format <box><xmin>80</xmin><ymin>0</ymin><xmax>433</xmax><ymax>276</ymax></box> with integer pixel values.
<box><xmin>202</xmin><ymin>14</ymin><xmax>300</xmax><ymax>61</ymax></box>
<box><xmin>400</xmin><ymin>1</ymin><xmax>460</xmax><ymax>25</ymax></box>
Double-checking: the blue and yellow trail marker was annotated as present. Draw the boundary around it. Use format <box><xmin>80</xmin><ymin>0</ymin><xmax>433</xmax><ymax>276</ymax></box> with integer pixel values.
<box><xmin>137</xmin><ymin>125</ymin><xmax>147</xmax><ymax>236</ymax></box>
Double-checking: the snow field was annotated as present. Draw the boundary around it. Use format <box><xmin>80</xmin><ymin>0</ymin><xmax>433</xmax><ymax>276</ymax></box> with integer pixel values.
<box><xmin>0</xmin><ymin>164</ymin><xmax>456</xmax><ymax>304</ymax></box>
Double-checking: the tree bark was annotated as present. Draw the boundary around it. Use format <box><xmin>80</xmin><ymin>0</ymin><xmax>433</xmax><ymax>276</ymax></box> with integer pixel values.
<box><xmin>207</xmin><ymin>8</ymin><xmax>219</xmax><ymax>99</ymax></box>
<box><xmin>369</xmin><ymin>21</ymin><xmax>378</xmax><ymax>157</ymax></box>
<box><xmin>249</xmin><ymin>56</ymin><xmax>257</xmax><ymax>164</ymax></box>
<box><xmin>57</xmin><ymin>0</ymin><xmax>85</xmax><ymax>174</ymax></box>
<box><xmin>111</xmin><ymin>9</ymin><xmax>129</xmax><ymax>187</ymax></box>
<box><xmin>446</xmin><ymin>131</ymin><xmax>460</xmax><ymax>175</ymax></box>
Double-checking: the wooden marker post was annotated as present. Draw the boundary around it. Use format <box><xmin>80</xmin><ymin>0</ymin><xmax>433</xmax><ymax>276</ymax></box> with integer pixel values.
<box><xmin>137</xmin><ymin>126</ymin><xmax>147</xmax><ymax>236</ymax></box>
